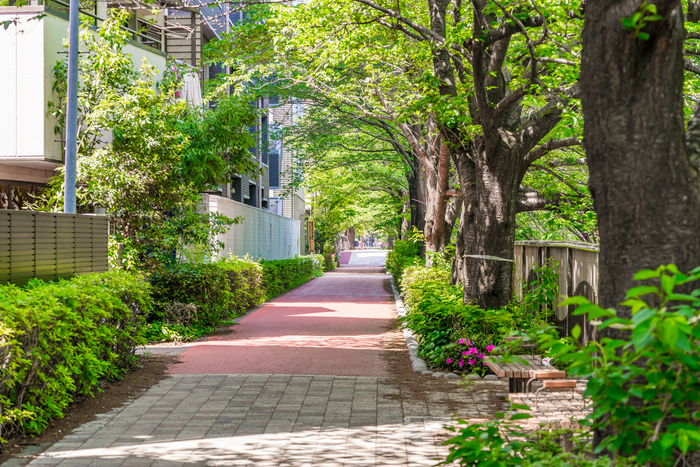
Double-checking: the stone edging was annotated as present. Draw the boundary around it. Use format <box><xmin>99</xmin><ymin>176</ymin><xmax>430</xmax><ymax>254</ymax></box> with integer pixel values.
<box><xmin>388</xmin><ymin>275</ymin><xmax>499</xmax><ymax>381</ymax></box>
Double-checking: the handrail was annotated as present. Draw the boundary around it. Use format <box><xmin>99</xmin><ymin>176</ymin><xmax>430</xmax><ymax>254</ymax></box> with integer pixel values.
<box><xmin>50</xmin><ymin>0</ymin><xmax>163</xmax><ymax>46</ymax></box>
<box><xmin>514</xmin><ymin>240</ymin><xmax>599</xmax><ymax>252</ymax></box>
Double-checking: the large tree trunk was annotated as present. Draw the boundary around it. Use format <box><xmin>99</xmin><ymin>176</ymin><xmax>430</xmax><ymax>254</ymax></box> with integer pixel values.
<box><xmin>423</xmin><ymin>141</ymin><xmax>451</xmax><ymax>266</ymax></box>
<box><xmin>582</xmin><ymin>0</ymin><xmax>700</xmax><ymax>326</ymax></box>
<box><xmin>452</xmin><ymin>137</ymin><xmax>520</xmax><ymax>308</ymax></box>
<box><xmin>407</xmin><ymin>160</ymin><xmax>426</xmax><ymax>235</ymax></box>
<box><xmin>581</xmin><ymin>0</ymin><xmax>700</xmax><ymax>456</ymax></box>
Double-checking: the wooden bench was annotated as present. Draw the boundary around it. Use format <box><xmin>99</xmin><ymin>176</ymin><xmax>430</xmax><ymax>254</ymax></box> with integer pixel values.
<box><xmin>484</xmin><ymin>355</ymin><xmax>565</xmax><ymax>393</ymax></box>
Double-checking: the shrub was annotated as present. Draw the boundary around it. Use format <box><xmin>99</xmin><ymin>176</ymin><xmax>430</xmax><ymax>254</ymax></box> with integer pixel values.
<box><xmin>444</xmin><ymin>264</ymin><xmax>700</xmax><ymax>467</ymax></box>
<box><xmin>148</xmin><ymin>263</ymin><xmax>232</xmax><ymax>328</ymax></box>
<box><xmin>217</xmin><ymin>256</ymin><xmax>265</xmax><ymax>313</ymax></box>
<box><xmin>399</xmin><ymin>261</ymin><xmax>557</xmax><ymax>374</ymax></box>
<box><xmin>386</xmin><ymin>238</ymin><xmax>422</xmax><ymax>285</ymax></box>
<box><xmin>0</xmin><ymin>271</ymin><xmax>150</xmax><ymax>442</ymax></box>
<box><xmin>322</xmin><ymin>241</ymin><xmax>337</xmax><ymax>271</ymax></box>
<box><xmin>544</xmin><ymin>264</ymin><xmax>700</xmax><ymax>466</ymax></box>
<box><xmin>260</xmin><ymin>255</ymin><xmax>320</xmax><ymax>299</ymax></box>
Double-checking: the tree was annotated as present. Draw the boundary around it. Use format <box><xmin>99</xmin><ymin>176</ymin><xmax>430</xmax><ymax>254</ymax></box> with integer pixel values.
<box><xmin>580</xmin><ymin>0</ymin><xmax>700</xmax><ymax>458</ymax></box>
<box><xmin>581</xmin><ymin>0</ymin><xmax>700</xmax><ymax>309</ymax></box>
<box><xmin>345</xmin><ymin>0</ymin><xmax>584</xmax><ymax>307</ymax></box>
<box><xmin>205</xmin><ymin>2</ymin><xmax>460</xmax><ymax>262</ymax></box>
<box><xmin>45</xmin><ymin>11</ymin><xmax>259</xmax><ymax>268</ymax></box>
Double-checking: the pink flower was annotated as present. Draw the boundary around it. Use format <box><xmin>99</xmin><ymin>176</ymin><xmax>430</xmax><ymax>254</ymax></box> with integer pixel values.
<box><xmin>468</xmin><ymin>347</ymin><xmax>478</xmax><ymax>355</ymax></box>
<box><xmin>458</xmin><ymin>339</ymin><xmax>465</xmax><ymax>344</ymax></box>
<box><xmin>465</xmin><ymin>340</ymin><xmax>472</xmax><ymax>346</ymax></box>
<box><xmin>487</xmin><ymin>344</ymin><xmax>495</xmax><ymax>353</ymax></box>
<box><xmin>446</xmin><ymin>358</ymin><xmax>452</xmax><ymax>364</ymax></box>
<box><xmin>462</xmin><ymin>351</ymin><xmax>469</xmax><ymax>356</ymax></box>
<box><xmin>477</xmin><ymin>353</ymin><xmax>485</xmax><ymax>359</ymax></box>
<box><xmin>468</xmin><ymin>359</ymin><xmax>476</xmax><ymax>365</ymax></box>
<box><xmin>483</xmin><ymin>362</ymin><xmax>488</xmax><ymax>366</ymax></box>
<box><xmin>458</xmin><ymin>360</ymin><xmax>464</xmax><ymax>367</ymax></box>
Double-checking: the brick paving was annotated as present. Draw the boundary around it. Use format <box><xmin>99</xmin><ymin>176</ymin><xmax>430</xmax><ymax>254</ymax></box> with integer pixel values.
<box><xmin>509</xmin><ymin>386</ymin><xmax>592</xmax><ymax>430</ymax></box>
<box><xmin>21</xmin><ymin>375</ymin><xmax>509</xmax><ymax>466</ymax></box>
<box><xmin>7</xmin><ymin>250</ymin><xmax>586</xmax><ymax>466</ymax></box>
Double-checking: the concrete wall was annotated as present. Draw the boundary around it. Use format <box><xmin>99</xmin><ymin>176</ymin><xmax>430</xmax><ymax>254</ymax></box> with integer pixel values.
<box><xmin>204</xmin><ymin>194</ymin><xmax>302</xmax><ymax>260</ymax></box>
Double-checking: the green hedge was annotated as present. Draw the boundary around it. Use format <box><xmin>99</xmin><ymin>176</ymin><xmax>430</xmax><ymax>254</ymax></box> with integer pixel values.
<box><xmin>146</xmin><ymin>255</ymin><xmax>324</xmax><ymax>341</ymax></box>
<box><xmin>148</xmin><ymin>262</ymin><xmax>233</xmax><ymax>328</ymax></box>
<box><xmin>261</xmin><ymin>255</ymin><xmax>324</xmax><ymax>300</ymax></box>
<box><xmin>386</xmin><ymin>239</ymin><xmax>422</xmax><ymax>286</ymax></box>
<box><xmin>400</xmin><ymin>262</ymin><xmax>557</xmax><ymax>374</ymax></box>
<box><xmin>0</xmin><ymin>271</ymin><xmax>150</xmax><ymax>441</ymax></box>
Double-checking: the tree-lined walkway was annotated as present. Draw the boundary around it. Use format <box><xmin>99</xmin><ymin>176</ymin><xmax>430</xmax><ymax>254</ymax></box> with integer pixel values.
<box><xmin>16</xmin><ymin>252</ymin><xmax>508</xmax><ymax>466</ymax></box>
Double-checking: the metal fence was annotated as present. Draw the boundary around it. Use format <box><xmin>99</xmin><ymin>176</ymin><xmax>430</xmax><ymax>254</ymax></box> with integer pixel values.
<box><xmin>0</xmin><ymin>210</ymin><xmax>108</xmax><ymax>285</ymax></box>
<box><xmin>514</xmin><ymin>241</ymin><xmax>599</xmax><ymax>345</ymax></box>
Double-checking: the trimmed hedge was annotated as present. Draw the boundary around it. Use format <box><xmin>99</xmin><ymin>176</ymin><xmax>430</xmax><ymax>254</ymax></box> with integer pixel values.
<box><xmin>146</xmin><ymin>255</ymin><xmax>325</xmax><ymax>341</ymax></box>
<box><xmin>0</xmin><ymin>271</ymin><xmax>150</xmax><ymax>442</ymax></box>
<box><xmin>260</xmin><ymin>255</ymin><xmax>324</xmax><ymax>300</ymax></box>
<box><xmin>149</xmin><ymin>263</ymin><xmax>233</xmax><ymax>328</ymax></box>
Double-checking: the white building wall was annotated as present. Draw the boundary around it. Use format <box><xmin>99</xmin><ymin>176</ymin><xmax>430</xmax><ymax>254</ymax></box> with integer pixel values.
<box><xmin>204</xmin><ymin>194</ymin><xmax>302</xmax><ymax>260</ymax></box>
<box><xmin>0</xmin><ymin>6</ymin><xmax>166</xmax><ymax>183</ymax></box>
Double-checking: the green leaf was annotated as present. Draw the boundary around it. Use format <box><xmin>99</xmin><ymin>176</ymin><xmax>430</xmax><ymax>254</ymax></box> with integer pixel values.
<box><xmin>678</xmin><ymin>432</ymin><xmax>690</xmax><ymax>454</ymax></box>
<box><xmin>625</xmin><ymin>285</ymin><xmax>658</xmax><ymax>299</ymax></box>
<box><xmin>661</xmin><ymin>274</ymin><xmax>675</xmax><ymax>295</ymax></box>
<box><xmin>509</xmin><ymin>413</ymin><xmax>532</xmax><ymax>420</ymax></box>
<box><xmin>661</xmin><ymin>319</ymin><xmax>680</xmax><ymax>346</ymax></box>
<box><xmin>571</xmin><ymin>324</ymin><xmax>581</xmax><ymax>341</ymax></box>
<box><xmin>560</xmin><ymin>296</ymin><xmax>589</xmax><ymax>306</ymax></box>
<box><xmin>634</xmin><ymin>268</ymin><xmax>661</xmax><ymax>280</ymax></box>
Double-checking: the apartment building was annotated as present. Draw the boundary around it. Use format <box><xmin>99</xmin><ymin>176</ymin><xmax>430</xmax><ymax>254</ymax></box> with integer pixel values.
<box><xmin>0</xmin><ymin>0</ymin><xmax>276</xmax><ymax>210</ymax></box>
<box><xmin>0</xmin><ymin>0</ymin><xmax>168</xmax><ymax>209</ymax></box>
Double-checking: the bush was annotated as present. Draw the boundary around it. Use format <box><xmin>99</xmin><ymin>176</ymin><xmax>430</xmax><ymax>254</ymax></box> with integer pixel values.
<box><xmin>145</xmin><ymin>255</ymin><xmax>323</xmax><ymax>342</ymax></box>
<box><xmin>444</xmin><ymin>264</ymin><xmax>700</xmax><ymax>467</ymax></box>
<box><xmin>544</xmin><ymin>264</ymin><xmax>700</xmax><ymax>466</ymax></box>
<box><xmin>399</xmin><ymin>261</ymin><xmax>557</xmax><ymax>374</ymax></box>
<box><xmin>386</xmin><ymin>238</ymin><xmax>422</xmax><ymax>285</ymax></box>
<box><xmin>217</xmin><ymin>256</ymin><xmax>265</xmax><ymax>313</ymax></box>
<box><xmin>0</xmin><ymin>271</ymin><xmax>150</xmax><ymax>442</ymax></box>
<box><xmin>148</xmin><ymin>262</ymin><xmax>233</xmax><ymax>329</ymax></box>
<box><xmin>322</xmin><ymin>241</ymin><xmax>337</xmax><ymax>271</ymax></box>
<box><xmin>261</xmin><ymin>255</ymin><xmax>322</xmax><ymax>299</ymax></box>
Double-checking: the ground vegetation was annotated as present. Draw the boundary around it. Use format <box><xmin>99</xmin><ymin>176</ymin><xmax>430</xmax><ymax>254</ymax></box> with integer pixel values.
<box><xmin>0</xmin><ymin>271</ymin><xmax>150</xmax><ymax>442</ymax></box>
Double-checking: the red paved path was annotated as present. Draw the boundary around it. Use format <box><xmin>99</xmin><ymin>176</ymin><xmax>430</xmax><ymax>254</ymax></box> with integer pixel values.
<box><xmin>170</xmin><ymin>266</ymin><xmax>395</xmax><ymax>377</ymax></box>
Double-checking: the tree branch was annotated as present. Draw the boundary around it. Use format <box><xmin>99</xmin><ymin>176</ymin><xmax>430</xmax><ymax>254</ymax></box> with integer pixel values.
<box><xmin>519</xmin><ymin>136</ymin><xmax>582</xmax><ymax>182</ymax></box>
<box><xmin>350</xmin><ymin>0</ymin><xmax>445</xmax><ymax>43</ymax></box>
<box><xmin>530</xmin><ymin>164</ymin><xmax>585</xmax><ymax>196</ymax></box>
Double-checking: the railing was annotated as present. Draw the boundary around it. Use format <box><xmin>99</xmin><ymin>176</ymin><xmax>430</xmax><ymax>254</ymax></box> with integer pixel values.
<box><xmin>514</xmin><ymin>240</ymin><xmax>599</xmax><ymax>346</ymax></box>
<box><xmin>50</xmin><ymin>0</ymin><xmax>164</xmax><ymax>50</ymax></box>
<box><xmin>0</xmin><ymin>211</ymin><xmax>108</xmax><ymax>285</ymax></box>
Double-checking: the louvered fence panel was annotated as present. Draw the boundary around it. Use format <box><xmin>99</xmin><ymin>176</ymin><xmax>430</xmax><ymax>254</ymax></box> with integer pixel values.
<box><xmin>0</xmin><ymin>211</ymin><xmax>109</xmax><ymax>286</ymax></box>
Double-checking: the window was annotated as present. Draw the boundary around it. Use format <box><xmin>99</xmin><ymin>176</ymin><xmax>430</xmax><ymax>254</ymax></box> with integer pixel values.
<box><xmin>269</xmin><ymin>150</ymin><xmax>280</xmax><ymax>189</ymax></box>
<box><xmin>231</xmin><ymin>177</ymin><xmax>242</xmax><ymax>202</ymax></box>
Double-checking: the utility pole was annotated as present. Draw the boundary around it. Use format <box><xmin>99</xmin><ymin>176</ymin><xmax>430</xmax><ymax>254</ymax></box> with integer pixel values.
<box><xmin>63</xmin><ymin>0</ymin><xmax>79</xmax><ymax>214</ymax></box>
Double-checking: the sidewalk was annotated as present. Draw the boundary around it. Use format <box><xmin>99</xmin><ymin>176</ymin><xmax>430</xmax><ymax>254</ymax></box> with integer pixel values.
<box><xmin>10</xmin><ymin>252</ymin><xmax>509</xmax><ymax>466</ymax></box>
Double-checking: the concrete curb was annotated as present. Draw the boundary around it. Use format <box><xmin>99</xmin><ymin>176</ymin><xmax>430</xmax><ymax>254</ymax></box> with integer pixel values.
<box><xmin>388</xmin><ymin>275</ymin><xmax>472</xmax><ymax>380</ymax></box>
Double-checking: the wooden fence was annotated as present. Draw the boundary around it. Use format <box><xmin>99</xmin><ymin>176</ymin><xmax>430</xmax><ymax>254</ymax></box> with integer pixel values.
<box><xmin>0</xmin><ymin>210</ymin><xmax>109</xmax><ymax>285</ymax></box>
<box><xmin>514</xmin><ymin>240</ymin><xmax>599</xmax><ymax>346</ymax></box>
